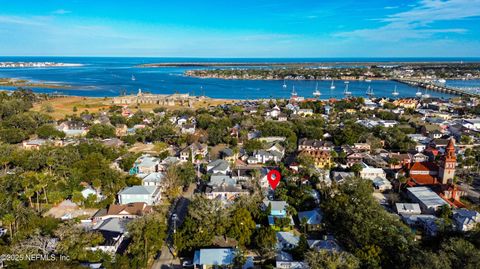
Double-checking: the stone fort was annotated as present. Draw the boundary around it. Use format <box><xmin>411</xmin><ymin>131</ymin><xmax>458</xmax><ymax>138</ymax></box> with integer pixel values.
<box><xmin>112</xmin><ymin>89</ymin><xmax>204</xmax><ymax>107</ymax></box>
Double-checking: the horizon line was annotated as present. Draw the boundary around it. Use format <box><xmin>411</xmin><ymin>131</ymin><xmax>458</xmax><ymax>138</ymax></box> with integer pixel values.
<box><xmin>1</xmin><ymin>55</ymin><xmax>480</xmax><ymax>59</ymax></box>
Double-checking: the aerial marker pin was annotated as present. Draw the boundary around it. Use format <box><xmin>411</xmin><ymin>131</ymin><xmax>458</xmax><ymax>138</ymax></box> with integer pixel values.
<box><xmin>267</xmin><ymin>170</ymin><xmax>281</xmax><ymax>190</ymax></box>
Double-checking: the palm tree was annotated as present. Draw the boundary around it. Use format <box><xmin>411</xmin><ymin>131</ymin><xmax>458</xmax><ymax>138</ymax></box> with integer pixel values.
<box><xmin>300</xmin><ymin>217</ymin><xmax>308</xmax><ymax>233</ymax></box>
<box><xmin>21</xmin><ymin>175</ymin><xmax>34</xmax><ymax>208</ymax></box>
<box><xmin>397</xmin><ymin>175</ymin><xmax>408</xmax><ymax>192</ymax></box>
<box><xmin>37</xmin><ymin>172</ymin><xmax>50</xmax><ymax>205</ymax></box>
<box><xmin>33</xmin><ymin>184</ymin><xmax>42</xmax><ymax>212</ymax></box>
<box><xmin>2</xmin><ymin>213</ymin><xmax>15</xmax><ymax>238</ymax></box>
<box><xmin>25</xmin><ymin>189</ymin><xmax>35</xmax><ymax>208</ymax></box>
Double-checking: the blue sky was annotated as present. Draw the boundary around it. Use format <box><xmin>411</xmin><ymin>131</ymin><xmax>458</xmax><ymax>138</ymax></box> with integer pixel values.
<box><xmin>0</xmin><ymin>0</ymin><xmax>480</xmax><ymax>57</ymax></box>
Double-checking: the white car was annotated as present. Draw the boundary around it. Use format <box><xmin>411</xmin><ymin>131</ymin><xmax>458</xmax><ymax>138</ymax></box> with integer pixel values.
<box><xmin>61</xmin><ymin>213</ymin><xmax>73</xmax><ymax>220</ymax></box>
<box><xmin>182</xmin><ymin>260</ymin><xmax>193</xmax><ymax>268</ymax></box>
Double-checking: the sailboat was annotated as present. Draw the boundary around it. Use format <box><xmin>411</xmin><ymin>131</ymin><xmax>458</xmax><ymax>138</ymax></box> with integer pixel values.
<box><xmin>291</xmin><ymin>86</ymin><xmax>298</xmax><ymax>98</ymax></box>
<box><xmin>392</xmin><ymin>86</ymin><xmax>399</xmax><ymax>97</ymax></box>
<box><xmin>366</xmin><ymin>86</ymin><xmax>374</xmax><ymax>97</ymax></box>
<box><xmin>131</xmin><ymin>74</ymin><xmax>136</xmax><ymax>81</ymax></box>
<box><xmin>283</xmin><ymin>79</ymin><xmax>287</xmax><ymax>89</ymax></box>
<box><xmin>313</xmin><ymin>82</ymin><xmax>321</xmax><ymax>97</ymax></box>
<box><xmin>330</xmin><ymin>80</ymin><xmax>336</xmax><ymax>90</ymax></box>
<box><xmin>416</xmin><ymin>88</ymin><xmax>422</xmax><ymax>97</ymax></box>
<box><xmin>422</xmin><ymin>88</ymin><xmax>431</xmax><ymax>99</ymax></box>
<box><xmin>344</xmin><ymin>82</ymin><xmax>352</xmax><ymax>96</ymax></box>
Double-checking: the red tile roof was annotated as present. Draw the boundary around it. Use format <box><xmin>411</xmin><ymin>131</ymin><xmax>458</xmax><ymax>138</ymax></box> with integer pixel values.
<box><xmin>410</xmin><ymin>174</ymin><xmax>439</xmax><ymax>185</ymax></box>
<box><xmin>410</xmin><ymin>161</ymin><xmax>438</xmax><ymax>172</ymax></box>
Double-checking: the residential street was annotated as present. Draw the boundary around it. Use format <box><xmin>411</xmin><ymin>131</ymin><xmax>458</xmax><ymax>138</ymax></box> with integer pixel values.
<box><xmin>152</xmin><ymin>183</ymin><xmax>196</xmax><ymax>269</ymax></box>
<box><xmin>459</xmin><ymin>181</ymin><xmax>480</xmax><ymax>203</ymax></box>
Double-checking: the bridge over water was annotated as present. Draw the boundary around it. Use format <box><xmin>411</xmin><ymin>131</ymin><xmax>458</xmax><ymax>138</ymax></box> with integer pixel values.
<box><xmin>393</xmin><ymin>78</ymin><xmax>480</xmax><ymax>98</ymax></box>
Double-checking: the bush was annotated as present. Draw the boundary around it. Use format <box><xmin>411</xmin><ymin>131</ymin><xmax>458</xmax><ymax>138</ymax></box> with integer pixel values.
<box><xmin>0</xmin><ymin>128</ymin><xmax>28</xmax><ymax>144</ymax></box>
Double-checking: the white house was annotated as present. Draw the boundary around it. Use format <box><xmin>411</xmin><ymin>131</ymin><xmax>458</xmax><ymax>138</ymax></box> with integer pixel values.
<box><xmin>131</xmin><ymin>155</ymin><xmax>160</xmax><ymax>175</ymax></box>
<box><xmin>359</xmin><ymin>163</ymin><xmax>386</xmax><ymax>180</ymax></box>
<box><xmin>181</xmin><ymin>124</ymin><xmax>196</xmax><ymax>134</ymax></box>
<box><xmin>141</xmin><ymin>172</ymin><xmax>164</xmax><ymax>187</ymax></box>
<box><xmin>206</xmin><ymin>159</ymin><xmax>231</xmax><ymax>175</ymax></box>
<box><xmin>378</xmin><ymin>120</ymin><xmax>399</xmax><ymax>128</ymax></box>
<box><xmin>248</xmin><ymin>149</ymin><xmax>283</xmax><ymax>164</ymax></box>
<box><xmin>81</xmin><ymin>186</ymin><xmax>97</xmax><ymax>199</ymax></box>
<box><xmin>265</xmin><ymin>105</ymin><xmax>281</xmax><ymax>118</ymax></box>
<box><xmin>413</xmin><ymin>152</ymin><xmax>429</xmax><ymax>162</ymax></box>
<box><xmin>395</xmin><ymin>203</ymin><xmax>422</xmax><ymax>215</ymax></box>
<box><xmin>205</xmin><ymin>185</ymin><xmax>249</xmax><ymax>202</ymax></box>
<box><xmin>88</xmin><ymin>218</ymin><xmax>131</xmax><ymax>254</ymax></box>
<box><xmin>117</xmin><ymin>186</ymin><xmax>161</xmax><ymax>205</ymax></box>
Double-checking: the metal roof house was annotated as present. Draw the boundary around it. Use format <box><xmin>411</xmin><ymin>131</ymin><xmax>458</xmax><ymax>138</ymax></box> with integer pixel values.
<box><xmin>406</xmin><ymin>186</ymin><xmax>448</xmax><ymax>214</ymax></box>
<box><xmin>298</xmin><ymin>209</ymin><xmax>323</xmax><ymax>231</ymax></box>
<box><xmin>395</xmin><ymin>203</ymin><xmax>422</xmax><ymax>215</ymax></box>
<box><xmin>206</xmin><ymin>159</ymin><xmax>231</xmax><ymax>175</ymax></box>
<box><xmin>88</xmin><ymin>218</ymin><xmax>132</xmax><ymax>254</ymax></box>
<box><xmin>130</xmin><ymin>154</ymin><xmax>160</xmax><ymax>175</ymax></box>
<box><xmin>117</xmin><ymin>185</ymin><xmax>161</xmax><ymax>205</ymax></box>
<box><xmin>193</xmin><ymin>248</ymin><xmax>253</xmax><ymax>269</ymax></box>
<box><xmin>453</xmin><ymin>209</ymin><xmax>480</xmax><ymax>232</ymax></box>
<box><xmin>263</xmin><ymin>200</ymin><xmax>288</xmax><ymax>216</ymax></box>
<box><xmin>276</xmin><ymin>231</ymin><xmax>299</xmax><ymax>250</ymax></box>
<box><xmin>141</xmin><ymin>172</ymin><xmax>164</xmax><ymax>187</ymax></box>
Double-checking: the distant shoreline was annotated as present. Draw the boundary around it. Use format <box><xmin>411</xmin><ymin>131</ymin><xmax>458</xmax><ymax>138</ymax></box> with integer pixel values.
<box><xmin>137</xmin><ymin>61</ymin><xmax>480</xmax><ymax>68</ymax></box>
<box><xmin>0</xmin><ymin>78</ymin><xmax>72</xmax><ymax>89</ymax></box>
<box><xmin>0</xmin><ymin>62</ymin><xmax>83</xmax><ymax>68</ymax></box>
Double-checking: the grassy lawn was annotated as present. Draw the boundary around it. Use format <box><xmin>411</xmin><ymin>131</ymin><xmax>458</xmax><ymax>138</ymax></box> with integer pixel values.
<box><xmin>32</xmin><ymin>96</ymin><xmax>112</xmax><ymax>120</ymax></box>
<box><xmin>33</xmin><ymin>96</ymin><xmax>237</xmax><ymax>120</ymax></box>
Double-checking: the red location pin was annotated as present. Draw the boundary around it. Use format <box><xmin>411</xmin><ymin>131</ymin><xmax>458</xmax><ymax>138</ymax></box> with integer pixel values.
<box><xmin>267</xmin><ymin>170</ymin><xmax>281</xmax><ymax>190</ymax></box>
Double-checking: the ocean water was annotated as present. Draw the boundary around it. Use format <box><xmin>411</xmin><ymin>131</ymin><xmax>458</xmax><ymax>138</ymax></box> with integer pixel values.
<box><xmin>0</xmin><ymin>57</ymin><xmax>479</xmax><ymax>99</ymax></box>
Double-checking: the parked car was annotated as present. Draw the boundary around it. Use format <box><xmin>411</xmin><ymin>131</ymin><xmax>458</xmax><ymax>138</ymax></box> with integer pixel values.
<box><xmin>182</xmin><ymin>260</ymin><xmax>193</xmax><ymax>268</ymax></box>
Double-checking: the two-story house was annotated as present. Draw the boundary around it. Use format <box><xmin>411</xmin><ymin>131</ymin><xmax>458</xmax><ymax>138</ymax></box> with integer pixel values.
<box><xmin>117</xmin><ymin>185</ymin><xmax>161</xmax><ymax>205</ymax></box>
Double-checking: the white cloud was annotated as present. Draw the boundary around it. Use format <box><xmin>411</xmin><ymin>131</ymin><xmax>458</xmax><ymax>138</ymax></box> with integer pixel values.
<box><xmin>52</xmin><ymin>9</ymin><xmax>71</xmax><ymax>15</ymax></box>
<box><xmin>0</xmin><ymin>15</ymin><xmax>48</xmax><ymax>26</ymax></box>
<box><xmin>337</xmin><ymin>0</ymin><xmax>480</xmax><ymax>41</ymax></box>
<box><xmin>383</xmin><ymin>0</ymin><xmax>480</xmax><ymax>24</ymax></box>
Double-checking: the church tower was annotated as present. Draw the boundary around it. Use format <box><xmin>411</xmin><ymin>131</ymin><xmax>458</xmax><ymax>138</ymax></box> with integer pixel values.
<box><xmin>438</xmin><ymin>138</ymin><xmax>456</xmax><ymax>185</ymax></box>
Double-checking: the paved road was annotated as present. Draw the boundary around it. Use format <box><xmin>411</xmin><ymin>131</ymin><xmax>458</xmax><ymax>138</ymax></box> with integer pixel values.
<box><xmin>459</xmin><ymin>182</ymin><xmax>480</xmax><ymax>203</ymax></box>
<box><xmin>152</xmin><ymin>183</ymin><xmax>196</xmax><ymax>269</ymax></box>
